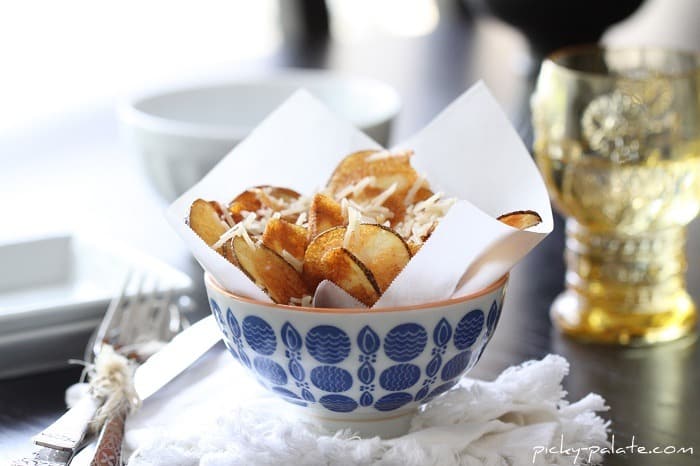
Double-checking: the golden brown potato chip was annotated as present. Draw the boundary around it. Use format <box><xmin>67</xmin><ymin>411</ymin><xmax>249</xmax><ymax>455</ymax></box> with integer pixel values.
<box><xmin>188</xmin><ymin>199</ymin><xmax>228</xmax><ymax>247</ymax></box>
<box><xmin>232</xmin><ymin>236</ymin><xmax>309</xmax><ymax>304</ymax></box>
<box><xmin>303</xmin><ymin>224</ymin><xmax>411</xmax><ymax>292</ymax></box>
<box><xmin>228</xmin><ymin>190</ymin><xmax>260</xmax><ymax>223</ymax></box>
<box><xmin>327</xmin><ymin>150</ymin><xmax>408</xmax><ymax>192</ymax></box>
<box><xmin>326</xmin><ymin>150</ymin><xmax>432</xmax><ymax>225</ymax></box>
<box><xmin>320</xmin><ymin>247</ymin><xmax>380</xmax><ymax>306</ymax></box>
<box><xmin>497</xmin><ymin>210</ymin><xmax>543</xmax><ymax>230</ymax></box>
<box><xmin>303</xmin><ymin>227</ymin><xmax>345</xmax><ymax>289</ymax></box>
<box><xmin>221</xmin><ymin>238</ymin><xmax>238</xmax><ymax>266</ymax></box>
<box><xmin>258</xmin><ymin>186</ymin><xmax>300</xmax><ymax>211</ymax></box>
<box><xmin>407</xmin><ymin>241</ymin><xmax>422</xmax><ymax>256</ymax></box>
<box><xmin>262</xmin><ymin>218</ymin><xmax>308</xmax><ymax>263</ymax></box>
<box><xmin>346</xmin><ymin>224</ymin><xmax>411</xmax><ymax>291</ymax></box>
<box><xmin>308</xmin><ymin>193</ymin><xmax>345</xmax><ymax>239</ymax></box>
<box><xmin>228</xmin><ymin>186</ymin><xmax>301</xmax><ymax>223</ymax></box>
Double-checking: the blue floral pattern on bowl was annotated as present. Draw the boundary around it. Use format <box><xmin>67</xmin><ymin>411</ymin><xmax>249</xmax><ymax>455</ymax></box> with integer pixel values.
<box><xmin>414</xmin><ymin>317</ymin><xmax>452</xmax><ymax>401</ymax></box>
<box><xmin>243</xmin><ymin>315</ymin><xmax>277</xmax><ymax>355</ymax></box>
<box><xmin>454</xmin><ymin>310</ymin><xmax>484</xmax><ymax>350</ymax></box>
<box><xmin>356</xmin><ymin>325</ymin><xmax>380</xmax><ymax>407</ymax></box>
<box><xmin>205</xmin><ymin>273</ymin><xmax>508</xmax><ymax>425</ymax></box>
<box><xmin>384</xmin><ymin>323</ymin><xmax>427</xmax><ymax>362</ymax></box>
<box><xmin>379</xmin><ymin>364</ymin><xmax>421</xmax><ymax>391</ymax></box>
<box><xmin>306</xmin><ymin>325</ymin><xmax>351</xmax><ymax>364</ymax></box>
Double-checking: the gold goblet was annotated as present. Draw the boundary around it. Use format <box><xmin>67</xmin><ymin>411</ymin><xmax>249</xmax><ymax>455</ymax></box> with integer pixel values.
<box><xmin>532</xmin><ymin>46</ymin><xmax>700</xmax><ymax>345</ymax></box>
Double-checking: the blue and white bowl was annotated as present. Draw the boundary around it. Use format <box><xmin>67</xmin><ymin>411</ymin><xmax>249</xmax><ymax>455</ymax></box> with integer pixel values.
<box><xmin>204</xmin><ymin>272</ymin><xmax>508</xmax><ymax>438</ymax></box>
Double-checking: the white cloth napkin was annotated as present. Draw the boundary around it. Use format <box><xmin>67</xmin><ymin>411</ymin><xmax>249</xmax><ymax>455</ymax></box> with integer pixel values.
<box><xmin>71</xmin><ymin>345</ymin><xmax>609</xmax><ymax>466</ymax></box>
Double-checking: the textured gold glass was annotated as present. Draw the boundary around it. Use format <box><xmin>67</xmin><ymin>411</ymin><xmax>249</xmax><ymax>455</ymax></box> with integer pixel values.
<box><xmin>532</xmin><ymin>46</ymin><xmax>700</xmax><ymax>345</ymax></box>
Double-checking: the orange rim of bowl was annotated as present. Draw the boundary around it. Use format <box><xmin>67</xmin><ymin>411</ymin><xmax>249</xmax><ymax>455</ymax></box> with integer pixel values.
<box><xmin>204</xmin><ymin>272</ymin><xmax>508</xmax><ymax>315</ymax></box>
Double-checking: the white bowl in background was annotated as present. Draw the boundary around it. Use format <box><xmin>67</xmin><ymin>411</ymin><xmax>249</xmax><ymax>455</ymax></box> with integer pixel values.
<box><xmin>118</xmin><ymin>71</ymin><xmax>401</xmax><ymax>200</ymax></box>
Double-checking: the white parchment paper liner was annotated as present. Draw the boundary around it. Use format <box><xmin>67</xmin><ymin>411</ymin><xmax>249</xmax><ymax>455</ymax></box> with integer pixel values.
<box><xmin>167</xmin><ymin>82</ymin><xmax>553</xmax><ymax>308</ymax></box>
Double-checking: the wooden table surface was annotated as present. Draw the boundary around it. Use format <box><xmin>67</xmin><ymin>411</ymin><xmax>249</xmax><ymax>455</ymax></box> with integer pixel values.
<box><xmin>1</xmin><ymin>13</ymin><xmax>698</xmax><ymax>466</ymax></box>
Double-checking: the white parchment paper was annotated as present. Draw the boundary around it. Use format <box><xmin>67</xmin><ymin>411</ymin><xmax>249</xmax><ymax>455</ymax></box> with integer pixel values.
<box><xmin>167</xmin><ymin>82</ymin><xmax>553</xmax><ymax>308</ymax></box>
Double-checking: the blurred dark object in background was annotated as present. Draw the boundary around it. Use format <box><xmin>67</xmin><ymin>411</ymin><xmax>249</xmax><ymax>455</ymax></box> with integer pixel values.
<box><xmin>278</xmin><ymin>0</ymin><xmax>330</xmax><ymax>67</ymax></box>
<box><xmin>467</xmin><ymin>0</ymin><xmax>644</xmax><ymax>58</ymax></box>
<box><xmin>299</xmin><ymin>0</ymin><xmax>330</xmax><ymax>39</ymax></box>
<box><xmin>281</xmin><ymin>0</ymin><xmax>329</xmax><ymax>43</ymax></box>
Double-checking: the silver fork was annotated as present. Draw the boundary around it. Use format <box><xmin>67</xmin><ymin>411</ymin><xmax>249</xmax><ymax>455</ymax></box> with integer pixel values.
<box><xmin>16</xmin><ymin>273</ymin><xmax>187</xmax><ymax>466</ymax></box>
<box><xmin>88</xmin><ymin>274</ymin><xmax>186</xmax><ymax>364</ymax></box>
<box><xmin>86</xmin><ymin>275</ymin><xmax>187</xmax><ymax>466</ymax></box>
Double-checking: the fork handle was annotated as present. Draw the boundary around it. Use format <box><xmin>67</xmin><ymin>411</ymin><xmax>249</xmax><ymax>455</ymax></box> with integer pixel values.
<box><xmin>33</xmin><ymin>396</ymin><xmax>102</xmax><ymax>452</ymax></box>
<box><xmin>90</xmin><ymin>411</ymin><xmax>126</xmax><ymax>466</ymax></box>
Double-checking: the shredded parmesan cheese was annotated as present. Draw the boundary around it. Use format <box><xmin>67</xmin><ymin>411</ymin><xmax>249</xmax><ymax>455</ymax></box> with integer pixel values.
<box><xmin>243</xmin><ymin>228</ymin><xmax>257</xmax><ymax>249</ymax></box>
<box><xmin>217</xmin><ymin>201</ymin><xmax>236</xmax><ymax>227</ymax></box>
<box><xmin>335</xmin><ymin>176</ymin><xmax>376</xmax><ymax>200</ymax></box>
<box><xmin>369</xmin><ymin>182</ymin><xmax>397</xmax><ymax>208</ymax></box>
<box><xmin>242</xmin><ymin>212</ymin><xmax>266</xmax><ymax>236</ymax></box>
<box><xmin>253</xmin><ymin>187</ymin><xmax>287</xmax><ymax>210</ymax></box>
<box><xmin>395</xmin><ymin>192</ymin><xmax>456</xmax><ymax>245</ymax></box>
<box><xmin>340</xmin><ymin>198</ymin><xmax>391</xmax><ymax>225</ymax></box>
<box><xmin>289</xmin><ymin>295</ymin><xmax>313</xmax><ymax>307</ymax></box>
<box><xmin>281</xmin><ymin>249</ymin><xmax>303</xmax><ymax>273</ymax></box>
<box><xmin>404</xmin><ymin>175</ymin><xmax>426</xmax><ymax>206</ymax></box>
<box><xmin>279</xmin><ymin>194</ymin><xmax>311</xmax><ymax>218</ymax></box>
<box><xmin>295</xmin><ymin>212</ymin><xmax>307</xmax><ymax>226</ymax></box>
<box><xmin>340</xmin><ymin>198</ymin><xmax>349</xmax><ymax>220</ymax></box>
<box><xmin>213</xmin><ymin>218</ymin><xmax>257</xmax><ymax>250</ymax></box>
<box><xmin>365</xmin><ymin>148</ymin><xmax>413</xmax><ymax>161</ymax></box>
<box><xmin>344</xmin><ymin>206</ymin><xmax>362</xmax><ymax>249</ymax></box>
<box><xmin>333</xmin><ymin>177</ymin><xmax>401</xmax><ymax>226</ymax></box>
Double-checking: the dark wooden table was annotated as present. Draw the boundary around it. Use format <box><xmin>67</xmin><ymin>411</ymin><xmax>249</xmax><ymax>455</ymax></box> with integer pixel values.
<box><xmin>1</xmin><ymin>13</ymin><xmax>698</xmax><ymax>466</ymax></box>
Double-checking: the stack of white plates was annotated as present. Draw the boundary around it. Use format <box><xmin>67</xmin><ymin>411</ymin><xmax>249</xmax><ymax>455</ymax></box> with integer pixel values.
<box><xmin>0</xmin><ymin>234</ymin><xmax>192</xmax><ymax>378</ymax></box>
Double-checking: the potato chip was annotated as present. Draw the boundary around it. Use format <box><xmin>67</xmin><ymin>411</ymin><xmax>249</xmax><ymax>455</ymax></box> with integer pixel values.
<box><xmin>188</xmin><ymin>147</ymin><xmax>541</xmax><ymax>308</ymax></box>
<box><xmin>303</xmin><ymin>227</ymin><xmax>344</xmax><ymax>289</ymax></box>
<box><xmin>326</xmin><ymin>150</ymin><xmax>433</xmax><ymax>225</ymax></box>
<box><xmin>345</xmin><ymin>224</ymin><xmax>411</xmax><ymax>291</ymax></box>
<box><xmin>188</xmin><ymin>199</ymin><xmax>228</xmax><ymax>248</ymax></box>
<box><xmin>319</xmin><ymin>247</ymin><xmax>380</xmax><ymax>306</ymax></box>
<box><xmin>228</xmin><ymin>186</ymin><xmax>301</xmax><ymax>223</ymax></box>
<box><xmin>497</xmin><ymin>210</ymin><xmax>542</xmax><ymax>230</ymax></box>
<box><xmin>303</xmin><ymin>224</ymin><xmax>411</xmax><ymax>292</ymax></box>
<box><xmin>308</xmin><ymin>193</ymin><xmax>345</xmax><ymax>239</ymax></box>
<box><xmin>257</xmin><ymin>186</ymin><xmax>301</xmax><ymax>211</ymax></box>
<box><xmin>221</xmin><ymin>238</ymin><xmax>239</xmax><ymax>267</ymax></box>
<box><xmin>232</xmin><ymin>236</ymin><xmax>309</xmax><ymax>304</ymax></box>
<box><xmin>327</xmin><ymin>150</ymin><xmax>412</xmax><ymax>192</ymax></box>
<box><xmin>407</xmin><ymin>241</ymin><xmax>422</xmax><ymax>256</ymax></box>
<box><xmin>262</xmin><ymin>218</ymin><xmax>308</xmax><ymax>264</ymax></box>
<box><xmin>228</xmin><ymin>190</ymin><xmax>260</xmax><ymax>223</ymax></box>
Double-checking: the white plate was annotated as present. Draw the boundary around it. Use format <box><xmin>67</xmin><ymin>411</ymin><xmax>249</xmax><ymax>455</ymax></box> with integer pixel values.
<box><xmin>0</xmin><ymin>234</ymin><xmax>192</xmax><ymax>378</ymax></box>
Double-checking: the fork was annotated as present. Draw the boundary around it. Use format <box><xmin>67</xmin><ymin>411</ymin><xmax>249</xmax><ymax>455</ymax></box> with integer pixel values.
<box><xmin>17</xmin><ymin>272</ymin><xmax>187</xmax><ymax>466</ymax></box>
<box><xmin>86</xmin><ymin>275</ymin><xmax>187</xmax><ymax>466</ymax></box>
